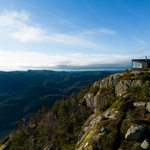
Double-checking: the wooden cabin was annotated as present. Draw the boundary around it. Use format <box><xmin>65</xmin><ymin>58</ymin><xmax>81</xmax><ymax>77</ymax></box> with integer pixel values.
<box><xmin>132</xmin><ymin>56</ymin><xmax>150</xmax><ymax>70</ymax></box>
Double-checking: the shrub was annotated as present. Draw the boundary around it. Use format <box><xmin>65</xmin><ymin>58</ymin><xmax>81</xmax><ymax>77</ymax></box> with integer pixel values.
<box><xmin>90</xmin><ymin>85</ymin><xmax>99</xmax><ymax>96</ymax></box>
<box><xmin>97</xmin><ymin>86</ymin><xmax>117</xmax><ymax>111</ymax></box>
<box><xmin>121</xmin><ymin>73</ymin><xmax>134</xmax><ymax>80</ymax></box>
<box><xmin>120</xmin><ymin>141</ymin><xmax>141</xmax><ymax>150</ymax></box>
<box><xmin>93</xmin><ymin>130</ymin><xmax>119</xmax><ymax>150</ymax></box>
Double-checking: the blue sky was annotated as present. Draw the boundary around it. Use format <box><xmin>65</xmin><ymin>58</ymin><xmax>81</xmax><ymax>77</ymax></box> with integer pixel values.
<box><xmin>0</xmin><ymin>0</ymin><xmax>150</xmax><ymax>70</ymax></box>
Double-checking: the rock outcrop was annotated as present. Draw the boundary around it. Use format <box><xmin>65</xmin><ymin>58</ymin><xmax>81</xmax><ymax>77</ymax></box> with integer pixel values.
<box><xmin>115</xmin><ymin>80</ymin><xmax>142</xmax><ymax>96</ymax></box>
<box><xmin>76</xmin><ymin>98</ymin><xmax>134</xmax><ymax>149</ymax></box>
<box><xmin>125</xmin><ymin>124</ymin><xmax>145</xmax><ymax>140</ymax></box>
<box><xmin>82</xmin><ymin>93</ymin><xmax>99</xmax><ymax>112</ymax></box>
<box><xmin>94</xmin><ymin>73</ymin><xmax>122</xmax><ymax>88</ymax></box>
<box><xmin>146</xmin><ymin>102</ymin><xmax>150</xmax><ymax>112</ymax></box>
<box><xmin>82</xmin><ymin>72</ymin><xmax>142</xmax><ymax>111</ymax></box>
<box><xmin>141</xmin><ymin>139</ymin><xmax>150</xmax><ymax>150</ymax></box>
<box><xmin>133</xmin><ymin>102</ymin><xmax>147</xmax><ymax>107</ymax></box>
<box><xmin>76</xmin><ymin>71</ymin><xmax>150</xmax><ymax>149</ymax></box>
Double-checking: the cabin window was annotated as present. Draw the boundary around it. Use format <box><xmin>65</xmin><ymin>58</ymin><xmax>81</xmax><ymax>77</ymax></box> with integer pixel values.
<box><xmin>132</xmin><ymin>62</ymin><xmax>142</xmax><ymax>68</ymax></box>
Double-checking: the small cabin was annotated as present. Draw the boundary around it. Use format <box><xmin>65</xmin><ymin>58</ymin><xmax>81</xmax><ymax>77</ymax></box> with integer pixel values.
<box><xmin>132</xmin><ymin>57</ymin><xmax>150</xmax><ymax>70</ymax></box>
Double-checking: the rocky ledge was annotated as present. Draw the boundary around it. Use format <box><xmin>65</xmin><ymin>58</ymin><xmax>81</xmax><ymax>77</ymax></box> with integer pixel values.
<box><xmin>77</xmin><ymin>71</ymin><xmax>150</xmax><ymax>150</ymax></box>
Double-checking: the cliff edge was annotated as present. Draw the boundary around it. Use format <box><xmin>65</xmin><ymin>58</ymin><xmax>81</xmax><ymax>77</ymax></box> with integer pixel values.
<box><xmin>76</xmin><ymin>70</ymin><xmax>150</xmax><ymax>150</ymax></box>
<box><xmin>0</xmin><ymin>70</ymin><xmax>150</xmax><ymax>150</ymax></box>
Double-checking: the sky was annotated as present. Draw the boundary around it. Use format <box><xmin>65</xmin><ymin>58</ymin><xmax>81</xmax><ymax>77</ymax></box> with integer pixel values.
<box><xmin>0</xmin><ymin>0</ymin><xmax>150</xmax><ymax>71</ymax></box>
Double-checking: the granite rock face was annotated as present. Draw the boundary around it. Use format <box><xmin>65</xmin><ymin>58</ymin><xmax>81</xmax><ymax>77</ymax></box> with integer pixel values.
<box><xmin>76</xmin><ymin>98</ymin><xmax>133</xmax><ymax>150</ymax></box>
<box><xmin>76</xmin><ymin>71</ymin><xmax>150</xmax><ymax>149</ymax></box>
<box><xmin>83</xmin><ymin>73</ymin><xmax>142</xmax><ymax>112</ymax></box>
<box><xmin>115</xmin><ymin>80</ymin><xmax>142</xmax><ymax>96</ymax></box>
<box><xmin>82</xmin><ymin>93</ymin><xmax>99</xmax><ymax>112</ymax></box>
<box><xmin>93</xmin><ymin>73</ymin><xmax>122</xmax><ymax>88</ymax></box>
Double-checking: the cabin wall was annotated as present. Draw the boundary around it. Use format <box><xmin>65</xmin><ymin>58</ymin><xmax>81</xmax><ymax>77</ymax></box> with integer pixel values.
<box><xmin>132</xmin><ymin>60</ymin><xmax>150</xmax><ymax>70</ymax></box>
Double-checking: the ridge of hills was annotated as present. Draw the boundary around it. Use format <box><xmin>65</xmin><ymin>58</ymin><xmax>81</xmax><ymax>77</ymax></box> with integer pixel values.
<box><xmin>0</xmin><ymin>70</ymin><xmax>150</xmax><ymax>150</ymax></box>
<box><xmin>0</xmin><ymin>70</ymin><xmax>120</xmax><ymax>139</ymax></box>
<box><xmin>1</xmin><ymin>70</ymin><xmax>150</xmax><ymax>150</ymax></box>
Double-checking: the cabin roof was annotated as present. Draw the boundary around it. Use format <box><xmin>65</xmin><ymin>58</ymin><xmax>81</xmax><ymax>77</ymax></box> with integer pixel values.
<box><xmin>132</xmin><ymin>59</ymin><xmax>150</xmax><ymax>62</ymax></box>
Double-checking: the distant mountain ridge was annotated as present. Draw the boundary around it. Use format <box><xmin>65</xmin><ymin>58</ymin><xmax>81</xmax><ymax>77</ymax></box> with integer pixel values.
<box><xmin>0</xmin><ymin>70</ymin><xmax>120</xmax><ymax>139</ymax></box>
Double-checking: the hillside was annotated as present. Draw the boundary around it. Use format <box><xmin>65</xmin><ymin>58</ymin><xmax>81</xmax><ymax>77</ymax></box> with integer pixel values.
<box><xmin>76</xmin><ymin>70</ymin><xmax>150</xmax><ymax>150</ymax></box>
<box><xmin>0</xmin><ymin>70</ymin><xmax>119</xmax><ymax>139</ymax></box>
<box><xmin>1</xmin><ymin>70</ymin><xmax>150</xmax><ymax>150</ymax></box>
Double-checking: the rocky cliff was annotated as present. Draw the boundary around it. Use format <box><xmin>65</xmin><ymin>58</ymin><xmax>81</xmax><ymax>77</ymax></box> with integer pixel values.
<box><xmin>76</xmin><ymin>70</ymin><xmax>150</xmax><ymax>150</ymax></box>
<box><xmin>0</xmin><ymin>70</ymin><xmax>150</xmax><ymax>150</ymax></box>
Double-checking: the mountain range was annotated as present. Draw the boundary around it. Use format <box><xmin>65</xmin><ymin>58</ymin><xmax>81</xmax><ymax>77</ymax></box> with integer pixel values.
<box><xmin>0</xmin><ymin>70</ymin><xmax>120</xmax><ymax>139</ymax></box>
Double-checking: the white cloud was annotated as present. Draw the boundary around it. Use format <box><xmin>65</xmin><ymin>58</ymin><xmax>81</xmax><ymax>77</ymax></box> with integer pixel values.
<box><xmin>0</xmin><ymin>9</ymin><xmax>116</xmax><ymax>50</ymax></box>
<box><xmin>0</xmin><ymin>10</ymin><xmax>30</xmax><ymax>28</ymax></box>
<box><xmin>0</xmin><ymin>49</ymin><xmax>131</xmax><ymax>71</ymax></box>
<box><xmin>12</xmin><ymin>27</ymin><xmax>44</xmax><ymax>42</ymax></box>
<box><xmin>98</xmin><ymin>28</ymin><xmax>117</xmax><ymax>35</ymax></box>
<box><xmin>78</xmin><ymin>28</ymin><xmax>117</xmax><ymax>36</ymax></box>
<box><xmin>0</xmin><ymin>10</ymin><xmax>45</xmax><ymax>43</ymax></box>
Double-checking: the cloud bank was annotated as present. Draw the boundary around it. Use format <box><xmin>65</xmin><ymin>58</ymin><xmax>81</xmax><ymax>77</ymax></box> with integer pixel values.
<box><xmin>0</xmin><ymin>50</ymin><xmax>131</xmax><ymax>71</ymax></box>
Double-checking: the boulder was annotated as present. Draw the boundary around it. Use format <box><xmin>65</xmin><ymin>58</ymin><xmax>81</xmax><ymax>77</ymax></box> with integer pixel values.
<box><xmin>43</xmin><ymin>146</ymin><xmax>50</xmax><ymax>150</ymax></box>
<box><xmin>131</xmin><ymin>80</ymin><xmax>142</xmax><ymax>87</ymax></box>
<box><xmin>134</xmin><ymin>102</ymin><xmax>146</xmax><ymax>107</ymax></box>
<box><xmin>115</xmin><ymin>80</ymin><xmax>142</xmax><ymax>97</ymax></box>
<box><xmin>99</xmin><ymin>74</ymin><xmax>122</xmax><ymax>88</ymax></box>
<box><xmin>103</xmin><ymin>110</ymin><xmax>110</xmax><ymax>118</ymax></box>
<box><xmin>82</xmin><ymin>93</ymin><xmax>98</xmax><ymax>111</ymax></box>
<box><xmin>125</xmin><ymin>124</ymin><xmax>145</xmax><ymax>140</ymax></box>
<box><xmin>141</xmin><ymin>139</ymin><xmax>150</xmax><ymax>150</ymax></box>
<box><xmin>146</xmin><ymin>102</ymin><xmax>150</xmax><ymax>112</ymax></box>
<box><xmin>89</xmin><ymin>115</ymin><xmax>102</xmax><ymax>126</ymax></box>
<box><xmin>102</xmin><ymin>109</ymin><xmax>119</xmax><ymax>119</ymax></box>
<box><xmin>126</xmin><ymin>99</ymin><xmax>134</xmax><ymax>109</ymax></box>
<box><xmin>93</xmin><ymin>73</ymin><xmax>122</xmax><ymax>89</ymax></box>
<box><xmin>100</xmin><ymin>127</ymin><xmax>110</xmax><ymax>135</ymax></box>
<box><xmin>115</xmin><ymin>80</ymin><xmax>132</xmax><ymax>96</ymax></box>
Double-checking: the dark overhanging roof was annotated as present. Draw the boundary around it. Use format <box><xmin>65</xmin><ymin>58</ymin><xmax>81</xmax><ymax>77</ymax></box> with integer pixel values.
<box><xmin>132</xmin><ymin>59</ymin><xmax>150</xmax><ymax>62</ymax></box>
